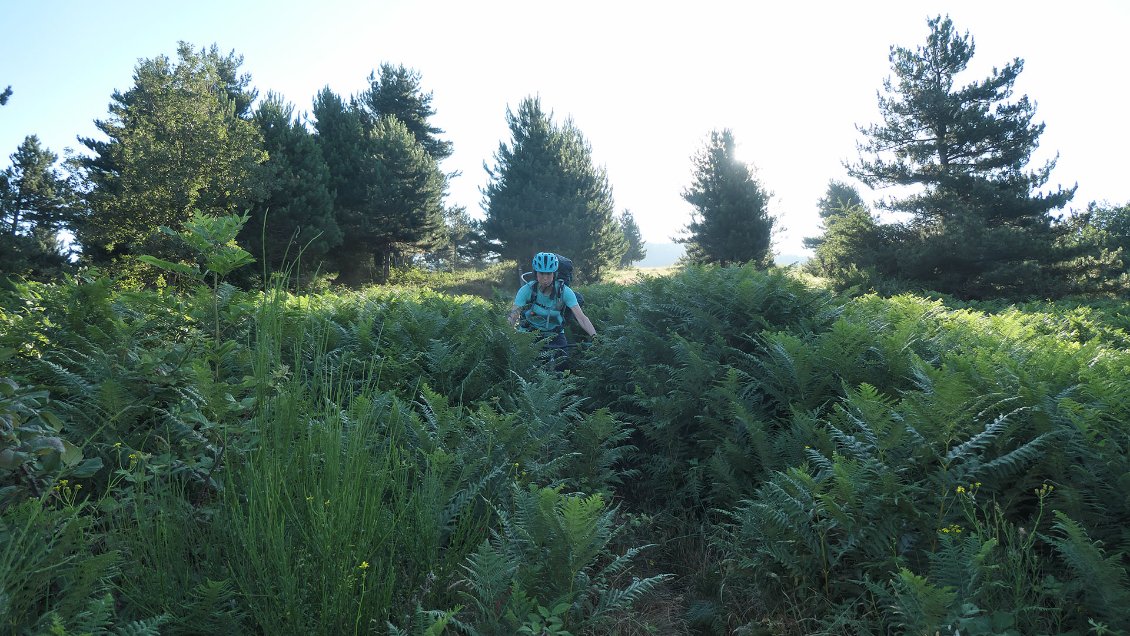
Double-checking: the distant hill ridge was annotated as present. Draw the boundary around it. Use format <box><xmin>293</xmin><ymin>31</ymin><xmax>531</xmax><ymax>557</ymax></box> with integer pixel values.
<box><xmin>635</xmin><ymin>242</ymin><xmax>808</xmax><ymax>268</ymax></box>
<box><xmin>636</xmin><ymin>242</ymin><xmax>684</xmax><ymax>268</ymax></box>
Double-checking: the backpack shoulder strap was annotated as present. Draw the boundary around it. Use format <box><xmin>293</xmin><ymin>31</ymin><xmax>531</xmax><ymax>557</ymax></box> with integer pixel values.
<box><xmin>554</xmin><ymin>280</ymin><xmax>567</xmax><ymax>309</ymax></box>
<box><xmin>521</xmin><ymin>280</ymin><xmax>537</xmax><ymax>307</ymax></box>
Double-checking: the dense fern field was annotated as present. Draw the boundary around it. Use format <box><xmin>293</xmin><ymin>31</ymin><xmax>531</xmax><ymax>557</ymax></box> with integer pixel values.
<box><xmin>2</xmin><ymin>265</ymin><xmax>1128</xmax><ymax>635</ymax></box>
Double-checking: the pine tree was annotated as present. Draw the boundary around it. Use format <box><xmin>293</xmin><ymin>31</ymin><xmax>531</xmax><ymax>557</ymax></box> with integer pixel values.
<box><xmin>1</xmin><ymin>136</ymin><xmax>73</xmax><ymax>237</ymax></box>
<box><xmin>357</xmin><ymin>63</ymin><xmax>453</xmax><ymax>162</ymax></box>
<box><xmin>314</xmin><ymin>86</ymin><xmax>447</xmax><ymax>285</ymax></box>
<box><xmin>366</xmin><ymin>115</ymin><xmax>445</xmax><ymax>279</ymax></box>
<box><xmin>312</xmin><ymin>88</ymin><xmax>372</xmax><ymax>285</ymax></box>
<box><xmin>803</xmin><ymin>179</ymin><xmax>893</xmax><ymax>282</ymax></box>
<box><xmin>425</xmin><ymin>204</ymin><xmax>490</xmax><ymax>271</ymax></box>
<box><xmin>678</xmin><ymin>129</ymin><xmax>775</xmax><ymax>267</ymax></box>
<box><xmin>618</xmin><ymin>209</ymin><xmax>647</xmax><ymax>267</ymax></box>
<box><xmin>242</xmin><ymin>93</ymin><xmax>341</xmax><ymax>281</ymax></box>
<box><xmin>482</xmin><ymin>96</ymin><xmax>625</xmax><ymax>281</ymax></box>
<box><xmin>0</xmin><ymin>136</ymin><xmax>76</xmax><ymax>278</ymax></box>
<box><xmin>75</xmin><ymin>42</ymin><xmax>265</xmax><ymax>267</ymax></box>
<box><xmin>804</xmin><ymin>180</ymin><xmax>868</xmax><ymax>251</ymax></box>
<box><xmin>806</xmin><ymin>204</ymin><xmax>892</xmax><ymax>285</ymax></box>
<box><xmin>848</xmin><ymin>15</ymin><xmax>1079</xmax><ymax>298</ymax></box>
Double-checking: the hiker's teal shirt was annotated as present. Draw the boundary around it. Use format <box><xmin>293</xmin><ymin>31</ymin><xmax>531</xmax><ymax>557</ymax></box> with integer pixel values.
<box><xmin>514</xmin><ymin>283</ymin><xmax>579</xmax><ymax>333</ymax></box>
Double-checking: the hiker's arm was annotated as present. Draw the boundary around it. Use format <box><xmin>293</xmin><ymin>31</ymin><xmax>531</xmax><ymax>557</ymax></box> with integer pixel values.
<box><xmin>508</xmin><ymin>285</ymin><xmax>529</xmax><ymax>327</ymax></box>
<box><xmin>570</xmin><ymin>305</ymin><xmax>596</xmax><ymax>338</ymax></box>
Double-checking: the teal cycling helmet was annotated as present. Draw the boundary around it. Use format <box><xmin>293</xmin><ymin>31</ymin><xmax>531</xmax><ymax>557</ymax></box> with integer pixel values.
<box><xmin>532</xmin><ymin>252</ymin><xmax>559</xmax><ymax>273</ymax></box>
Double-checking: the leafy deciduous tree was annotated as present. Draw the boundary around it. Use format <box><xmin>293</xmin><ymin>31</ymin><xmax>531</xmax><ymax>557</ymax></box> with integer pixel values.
<box><xmin>678</xmin><ymin>129</ymin><xmax>775</xmax><ymax>267</ymax></box>
<box><xmin>1086</xmin><ymin>201</ymin><xmax>1130</xmax><ymax>262</ymax></box>
<box><xmin>1064</xmin><ymin>201</ymin><xmax>1130</xmax><ymax>287</ymax></box>
<box><xmin>75</xmin><ymin>42</ymin><xmax>265</xmax><ymax>267</ymax></box>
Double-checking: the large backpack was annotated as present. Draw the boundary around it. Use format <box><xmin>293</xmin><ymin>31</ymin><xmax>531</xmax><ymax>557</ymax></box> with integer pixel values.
<box><xmin>554</xmin><ymin>254</ymin><xmax>576</xmax><ymax>287</ymax></box>
<box><xmin>520</xmin><ymin>253</ymin><xmax>585</xmax><ymax>326</ymax></box>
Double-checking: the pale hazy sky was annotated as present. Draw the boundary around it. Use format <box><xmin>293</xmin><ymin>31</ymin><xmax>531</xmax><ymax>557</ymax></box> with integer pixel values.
<box><xmin>2</xmin><ymin>0</ymin><xmax>1127</xmax><ymax>256</ymax></box>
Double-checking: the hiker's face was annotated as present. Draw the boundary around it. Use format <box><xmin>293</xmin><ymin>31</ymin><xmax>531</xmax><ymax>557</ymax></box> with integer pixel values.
<box><xmin>536</xmin><ymin>271</ymin><xmax>554</xmax><ymax>288</ymax></box>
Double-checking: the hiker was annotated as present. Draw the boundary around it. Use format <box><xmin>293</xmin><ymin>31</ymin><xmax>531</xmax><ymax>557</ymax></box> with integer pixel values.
<box><xmin>508</xmin><ymin>251</ymin><xmax>596</xmax><ymax>370</ymax></box>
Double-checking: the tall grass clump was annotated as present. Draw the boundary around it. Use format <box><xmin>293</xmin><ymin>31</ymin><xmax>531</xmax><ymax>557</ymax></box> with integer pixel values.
<box><xmin>217</xmin><ymin>371</ymin><xmax>430</xmax><ymax>632</ymax></box>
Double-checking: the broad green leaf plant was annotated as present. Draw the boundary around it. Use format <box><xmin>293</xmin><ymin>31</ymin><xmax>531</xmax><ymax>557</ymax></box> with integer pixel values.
<box><xmin>137</xmin><ymin>210</ymin><xmax>255</xmax><ymax>359</ymax></box>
